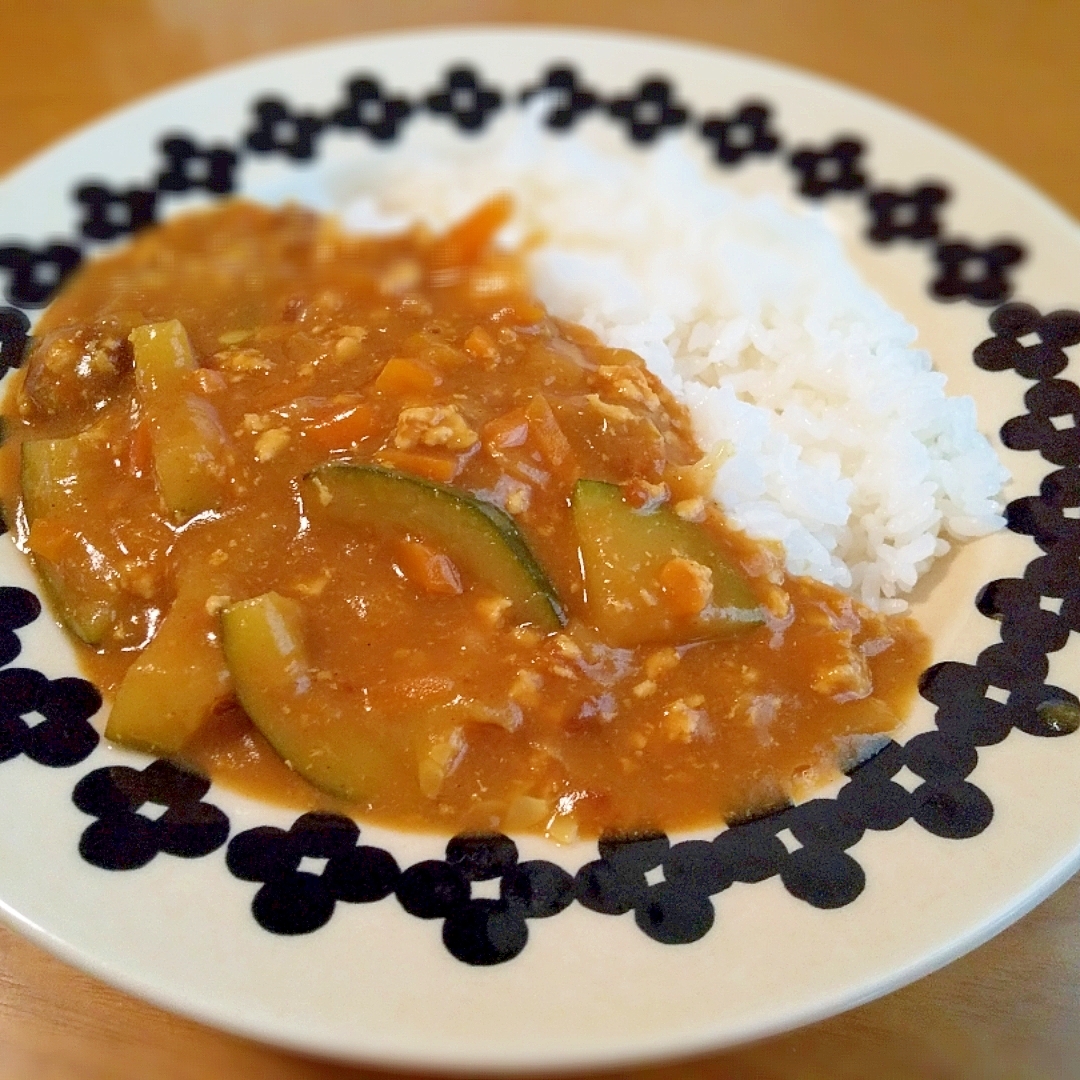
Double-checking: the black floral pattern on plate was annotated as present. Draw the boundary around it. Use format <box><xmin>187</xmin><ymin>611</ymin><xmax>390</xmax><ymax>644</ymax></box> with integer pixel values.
<box><xmin>0</xmin><ymin>243</ymin><xmax>82</xmax><ymax>307</ymax></box>
<box><xmin>609</xmin><ymin>78</ymin><xmax>689</xmax><ymax>143</ymax></box>
<box><xmin>425</xmin><ymin>67</ymin><xmax>502</xmax><ymax>132</ymax></box>
<box><xmin>0</xmin><ymin>586</ymin><xmax>39</xmax><ymax>663</ymax></box>
<box><xmin>577</xmin><ymin>833</ymin><xmax>718</xmax><ymax>943</ymax></box>
<box><xmin>227</xmin><ymin>812</ymin><xmax>399</xmax><ymax>935</ymax></box>
<box><xmin>0</xmin><ymin>61</ymin><xmax>1077</xmax><ymax>967</ymax></box>
<box><xmin>931</xmin><ymin>240</ymin><xmax>1025</xmax><ymax>305</ymax></box>
<box><xmin>1001</xmin><ymin>383</ymin><xmax>1080</xmax><ymax>466</ymax></box>
<box><xmin>393</xmin><ymin>833</ymin><xmax>573</xmax><ymax>964</ymax></box>
<box><xmin>520</xmin><ymin>66</ymin><xmax>601</xmax><ymax>130</ymax></box>
<box><xmin>73</xmin><ymin>760</ymin><xmax>229</xmax><ymax>871</ymax></box>
<box><xmin>0</xmin><ymin>668</ymin><xmax>99</xmax><ymax>768</ymax></box>
<box><xmin>75</xmin><ymin>183</ymin><xmax>158</xmax><ymax>242</ymax></box>
<box><xmin>246</xmin><ymin>98</ymin><xmax>325</xmax><ymax>160</ymax></box>
<box><xmin>789</xmin><ymin>137</ymin><xmax>866</xmax><ymax>198</ymax></box>
<box><xmin>974</xmin><ymin>303</ymin><xmax>1080</xmax><ymax>380</ymax></box>
<box><xmin>156</xmin><ymin>135</ymin><xmax>239</xmax><ymax>195</ymax></box>
<box><xmin>866</xmin><ymin>184</ymin><xmax>949</xmax><ymax>243</ymax></box>
<box><xmin>0</xmin><ymin>306</ymin><xmax>29</xmax><ymax>375</ymax></box>
<box><xmin>700</xmin><ymin>101</ymin><xmax>780</xmax><ymax>166</ymax></box>
<box><xmin>1007</xmin><ymin>468</ymin><xmax>1080</xmax><ymax>554</ymax></box>
<box><xmin>329</xmin><ymin>76</ymin><xmax>412</xmax><ymax>142</ymax></box>
<box><xmin>0</xmin><ymin>582</ymin><xmax>100</xmax><ymax>770</ymax></box>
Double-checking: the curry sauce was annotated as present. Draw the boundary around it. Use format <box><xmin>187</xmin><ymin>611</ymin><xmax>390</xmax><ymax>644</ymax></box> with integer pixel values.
<box><xmin>0</xmin><ymin>199</ymin><xmax>930</xmax><ymax>840</ymax></box>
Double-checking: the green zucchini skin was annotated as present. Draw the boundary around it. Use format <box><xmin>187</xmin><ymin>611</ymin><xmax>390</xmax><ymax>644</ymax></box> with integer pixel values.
<box><xmin>572</xmin><ymin>478</ymin><xmax>764</xmax><ymax>647</ymax></box>
<box><xmin>20</xmin><ymin>435</ymin><xmax>117</xmax><ymax>645</ymax></box>
<box><xmin>20</xmin><ymin>435</ymin><xmax>83</xmax><ymax>522</ymax></box>
<box><xmin>220</xmin><ymin>591</ymin><xmax>396</xmax><ymax>804</ymax></box>
<box><xmin>303</xmin><ymin>463</ymin><xmax>564</xmax><ymax>631</ymax></box>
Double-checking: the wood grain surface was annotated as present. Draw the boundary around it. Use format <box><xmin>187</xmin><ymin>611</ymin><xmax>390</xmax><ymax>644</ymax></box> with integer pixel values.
<box><xmin>1</xmin><ymin>3</ymin><xmax>1078</xmax><ymax>1078</ymax></box>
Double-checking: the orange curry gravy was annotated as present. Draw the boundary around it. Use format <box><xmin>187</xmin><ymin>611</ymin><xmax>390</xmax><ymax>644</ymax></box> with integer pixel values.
<box><xmin>0</xmin><ymin>199</ymin><xmax>929</xmax><ymax>840</ymax></box>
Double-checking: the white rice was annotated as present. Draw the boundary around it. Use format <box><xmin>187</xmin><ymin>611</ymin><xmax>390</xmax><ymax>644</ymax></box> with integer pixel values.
<box><xmin>341</xmin><ymin>105</ymin><xmax>1007</xmax><ymax>612</ymax></box>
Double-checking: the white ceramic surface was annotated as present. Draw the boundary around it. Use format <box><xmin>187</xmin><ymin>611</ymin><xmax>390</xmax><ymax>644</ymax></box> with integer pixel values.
<box><xmin>0</xmin><ymin>27</ymin><xmax>1079</xmax><ymax>1073</ymax></box>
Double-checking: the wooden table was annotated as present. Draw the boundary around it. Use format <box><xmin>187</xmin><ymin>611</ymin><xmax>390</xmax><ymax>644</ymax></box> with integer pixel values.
<box><xmin>1</xmin><ymin>3</ymin><xmax>1078</xmax><ymax>1078</ymax></box>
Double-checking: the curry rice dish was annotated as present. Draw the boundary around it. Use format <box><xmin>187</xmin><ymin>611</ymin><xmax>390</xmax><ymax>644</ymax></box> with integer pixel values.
<box><xmin>0</xmin><ymin>198</ymin><xmax>930</xmax><ymax>841</ymax></box>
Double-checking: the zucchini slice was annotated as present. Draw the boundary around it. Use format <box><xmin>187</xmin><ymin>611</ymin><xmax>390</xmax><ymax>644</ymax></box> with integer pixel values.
<box><xmin>572</xmin><ymin>479</ymin><xmax>764</xmax><ymax>647</ymax></box>
<box><xmin>303</xmin><ymin>463</ymin><xmax>563</xmax><ymax>630</ymax></box>
<box><xmin>220</xmin><ymin>592</ymin><xmax>395</xmax><ymax>803</ymax></box>
<box><xmin>20</xmin><ymin>435</ymin><xmax>84</xmax><ymax>521</ymax></box>
<box><xmin>20</xmin><ymin>435</ymin><xmax>118</xmax><ymax>645</ymax></box>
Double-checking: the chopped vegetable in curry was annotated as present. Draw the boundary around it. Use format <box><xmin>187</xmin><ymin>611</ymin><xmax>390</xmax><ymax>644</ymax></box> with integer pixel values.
<box><xmin>0</xmin><ymin>199</ymin><xmax>930</xmax><ymax>840</ymax></box>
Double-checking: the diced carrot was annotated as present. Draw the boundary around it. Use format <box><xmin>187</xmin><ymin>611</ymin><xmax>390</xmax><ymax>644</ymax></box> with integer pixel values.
<box><xmin>658</xmin><ymin>557</ymin><xmax>714</xmax><ymax>618</ymax></box>
<box><xmin>525</xmin><ymin>395</ymin><xmax>574</xmax><ymax>472</ymax></box>
<box><xmin>488</xmin><ymin>296</ymin><xmax>546</xmax><ymax>325</ymax></box>
<box><xmin>429</xmin><ymin>194</ymin><xmax>514</xmax><ymax>270</ymax></box>
<box><xmin>463</xmin><ymin>325</ymin><xmax>498</xmax><ymax>362</ymax></box>
<box><xmin>396</xmin><ymin>538</ymin><xmax>463</xmax><ymax>596</ymax></box>
<box><xmin>27</xmin><ymin>517</ymin><xmax>78</xmax><ymax>563</ymax></box>
<box><xmin>375</xmin><ymin>447</ymin><xmax>459</xmax><ymax>483</ymax></box>
<box><xmin>481</xmin><ymin>408</ymin><xmax>529</xmax><ymax>452</ymax></box>
<box><xmin>126</xmin><ymin>418</ymin><xmax>154</xmax><ymax>478</ymax></box>
<box><xmin>373</xmin><ymin>357</ymin><xmax>440</xmax><ymax>396</ymax></box>
<box><xmin>304</xmin><ymin>403</ymin><xmax>377</xmax><ymax>451</ymax></box>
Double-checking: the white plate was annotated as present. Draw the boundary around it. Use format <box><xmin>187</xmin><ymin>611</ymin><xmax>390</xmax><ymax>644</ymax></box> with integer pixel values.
<box><xmin>1</xmin><ymin>26</ymin><xmax>1079</xmax><ymax>1073</ymax></box>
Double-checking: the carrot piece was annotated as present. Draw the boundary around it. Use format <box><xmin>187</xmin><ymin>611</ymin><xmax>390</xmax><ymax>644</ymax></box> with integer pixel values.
<box><xmin>304</xmin><ymin>403</ymin><xmax>377</xmax><ymax>451</ymax></box>
<box><xmin>375</xmin><ymin>447</ymin><xmax>459</xmax><ymax>483</ymax></box>
<box><xmin>374</xmin><ymin>357</ymin><xmax>440</xmax><ymax>396</ymax></box>
<box><xmin>429</xmin><ymin>194</ymin><xmax>514</xmax><ymax>269</ymax></box>
<box><xmin>396</xmin><ymin>538</ymin><xmax>463</xmax><ymax>596</ymax></box>
<box><xmin>525</xmin><ymin>395</ymin><xmax>574</xmax><ymax>472</ymax></box>
<box><xmin>658</xmin><ymin>557</ymin><xmax>714</xmax><ymax>618</ymax></box>
<box><xmin>126</xmin><ymin>418</ymin><xmax>154</xmax><ymax>478</ymax></box>
<box><xmin>489</xmin><ymin>296</ymin><xmax>546</xmax><ymax>325</ymax></box>
<box><xmin>481</xmin><ymin>408</ymin><xmax>529</xmax><ymax>452</ymax></box>
<box><xmin>463</xmin><ymin>325</ymin><xmax>498</xmax><ymax>362</ymax></box>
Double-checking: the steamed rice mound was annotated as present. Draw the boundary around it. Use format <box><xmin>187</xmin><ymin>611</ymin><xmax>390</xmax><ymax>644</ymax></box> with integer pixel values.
<box><xmin>344</xmin><ymin>108</ymin><xmax>1007</xmax><ymax>611</ymax></box>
